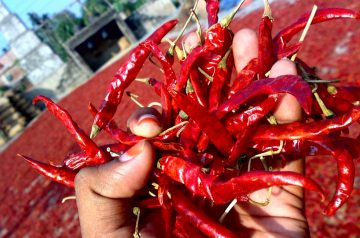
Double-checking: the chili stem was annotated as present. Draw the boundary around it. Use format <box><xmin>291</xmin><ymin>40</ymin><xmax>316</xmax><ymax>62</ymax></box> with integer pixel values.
<box><xmin>219</xmin><ymin>198</ymin><xmax>238</xmax><ymax>223</ymax></box>
<box><xmin>61</xmin><ymin>195</ymin><xmax>76</xmax><ymax>203</ymax></box>
<box><xmin>126</xmin><ymin>92</ymin><xmax>144</xmax><ymax>108</ymax></box>
<box><xmin>158</xmin><ymin>121</ymin><xmax>188</xmax><ymax>136</ymax></box>
<box><xmin>220</xmin><ymin>0</ymin><xmax>247</xmax><ymax>28</ymax></box>
<box><xmin>147</xmin><ymin>102</ymin><xmax>162</xmax><ymax>108</ymax></box>
<box><xmin>133</xmin><ymin>207</ymin><xmax>141</xmax><ymax>238</ymax></box>
<box><xmin>291</xmin><ymin>5</ymin><xmax>318</xmax><ymax>61</ymax></box>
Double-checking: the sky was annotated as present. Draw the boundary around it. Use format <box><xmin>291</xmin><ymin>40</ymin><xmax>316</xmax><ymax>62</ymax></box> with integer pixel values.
<box><xmin>0</xmin><ymin>0</ymin><xmax>83</xmax><ymax>50</ymax></box>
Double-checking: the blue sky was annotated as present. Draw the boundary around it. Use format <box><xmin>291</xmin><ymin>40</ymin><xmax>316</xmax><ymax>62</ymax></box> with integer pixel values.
<box><xmin>0</xmin><ymin>0</ymin><xmax>83</xmax><ymax>50</ymax></box>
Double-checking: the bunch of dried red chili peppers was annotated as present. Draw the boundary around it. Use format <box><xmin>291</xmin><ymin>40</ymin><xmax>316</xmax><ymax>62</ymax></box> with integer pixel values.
<box><xmin>20</xmin><ymin>0</ymin><xmax>360</xmax><ymax>237</ymax></box>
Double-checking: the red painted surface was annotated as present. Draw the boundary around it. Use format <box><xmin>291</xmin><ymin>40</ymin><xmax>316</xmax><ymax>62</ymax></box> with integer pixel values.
<box><xmin>1</xmin><ymin>0</ymin><xmax>359</xmax><ymax>237</ymax></box>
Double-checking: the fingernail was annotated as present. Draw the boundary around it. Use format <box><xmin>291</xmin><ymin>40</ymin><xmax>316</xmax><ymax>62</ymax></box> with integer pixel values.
<box><xmin>119</xmin><ymin>140</ymin><xmax>146</xmax><ymax>162</ymax></box>
<box><xmin>137</xmin><ymin>114</ymin><xmax>161</xmax><ymax>127</ymax></box>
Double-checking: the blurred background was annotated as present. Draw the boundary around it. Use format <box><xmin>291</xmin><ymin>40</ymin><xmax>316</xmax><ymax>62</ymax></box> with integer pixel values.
<box><xmin>0</xmin><ymin>0</ymin><xmax>359</xmax><ymax>237</ymax></box>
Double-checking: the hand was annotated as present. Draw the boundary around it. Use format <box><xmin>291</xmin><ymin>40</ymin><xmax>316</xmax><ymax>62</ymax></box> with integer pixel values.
<box><xmin>75</xmin><ymin>29</ymin><xmax>309</xmax><ymax>238</ymax></box>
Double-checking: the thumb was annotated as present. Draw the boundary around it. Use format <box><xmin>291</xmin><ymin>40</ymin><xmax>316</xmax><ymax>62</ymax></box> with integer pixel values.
<box><xmin>75</xmin><ymin>140</ymin><xmax>154</xmax><ymax>237</ymax></box>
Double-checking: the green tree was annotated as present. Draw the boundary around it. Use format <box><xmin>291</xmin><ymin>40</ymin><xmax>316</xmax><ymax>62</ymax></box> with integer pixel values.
<box><xmin>29</xmin><ymin>11</ymin><xmax>81</xmax><ymax>61</ymax></box>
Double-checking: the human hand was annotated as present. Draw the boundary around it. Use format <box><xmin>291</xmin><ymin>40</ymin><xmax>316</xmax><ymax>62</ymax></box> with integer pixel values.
<box><xmin>75</xmin><ymin>29</ymin><xmax>309</xmax><ymax>238</ymax></box>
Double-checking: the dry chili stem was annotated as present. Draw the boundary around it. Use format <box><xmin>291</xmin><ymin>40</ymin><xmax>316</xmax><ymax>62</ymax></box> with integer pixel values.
<box><xmin>198</xmin><ymin>67</ymin><xmax>214</xmax><ymax>81</ymax></box>
<box><xmin>290</xmin><ymin>5</ymin><xmax>318</xmax><ymax>61</ymax></box>
<box><xmin>220</xmin><ymin>0</ymin><xmax>247</xmax><ymax>28</ymax></box>
<box><xmin>158</xmin><ymin>121</ymin><xmax>188</xmax><ymax>136</ymax></box>
<box><xmin>107</xmin><ymin>147</ymin><xmax>122</xmax><ymax>157</ymax></box>
<box><xmin>61</xmin><ymin>195</ymin><xmax>76</xmax><ymax>203</ymax></box>
<box><xmin>151</xmin><ymin>182</ymin><xmax>159</xmax><ymax>190</ymax></box>
<box><xmin>314</xmin><ymin>91</ymin><xmax>334</xmax><ymax>117</ymax></box>
<box><xmin>147</xmin><ymin>102</ymin><xmax>162</xmax><ymax>108</ymax></box>
<box><xmin>126</xmin><ymin>92</ymin><xmax>144</xmax><ymax>108</ymax></box>
<box><xmin>149</xmin><ymin>191</ymin><xmax>157</xmax><ymax>197</ymax></box>
<box><xmin>263</xmin><ymin>0</ymin><xmax>273</xmax><ymax>20</ymax></box>
<box><xmin>168</xmin><ymin>0</ymin><xmax>200</xmax><ymax>56</ymax></box>
<box><xmin>247</xmin><ymin>140</ymin><xmax>284</xmax><ymax>171</ymax></box>
<box><xmin>219</xmin><ymin>198</ymin><xmax>238</xmax><ymax>223</ymax></box>
<box><xmin>133</xmin><ymin>207</ymin><xmax>141</xmax><ymax>238</ymax></box>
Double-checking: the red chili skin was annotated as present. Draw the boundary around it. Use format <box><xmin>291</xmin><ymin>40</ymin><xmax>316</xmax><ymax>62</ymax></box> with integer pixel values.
<box><xmin>170</xmin><ymin>89</ymin><xmax>234</xmax><ymax>156</ymax></box>
<box><xmin>88</xmin><ymin>103</ymin><xmax>142</xmax><ymax>145</ymax></box>
<box><xmin>147</xmin><ymin>77</ymin><xmax>163</xmax><ymax>96</ymax></box>
<box><xmin>274</xmin><ymin>8</ymin><xmax>360</xmax><ymax>51</ymax></box>
<box><xmin>224</xmin><ymin>94</ymin><xmax>280</xmax><ymax>134</ymax></box>
<box><xmin>328</xmin><ymin>85</ymin><xmax>360</xmax><ymax>103</ymax></box>
<box><xmin>172</xmin><ymin>46</ymin><xmax>204</xmax><ymax>92</ymax></box>
<box><xmin>160</xmin><ymin>84</ymin><xmax>173</xmax><ymax>128</ymax></box>
<box><xmin>197</xmin><ymin>132</ymin><xmax>210</xmax><ymax>152</ymax></box>
<box><xmin>258</xmin><ymin>15</ymin><xmax>275</xmax><ymax>79</ymax></box>
<box><xmin>316</xmin><ymin>84</ymin><xmax>353</xmax><ymax>115</ymax></box>
<box><xmin>189</xmin><ymin>70</ymin><xmax>208</xmax><ymax>108</ymax></box>
<box><xmin>205</xmin><ymin>0</ymin><xmax>220</xmax><ymax>27</ymax></box>
<box><xmin>174</xmin><ymin>215</ymin><xmax>207</xmax><ymax>238</ymax></box>
<box><xmin>160</xmin><ymin>156</ymin><xmax>325</xmax><ymax>204</ymax></box>
<box><xmin>158</xmin><ymin>175</ymin><xmax>174</xmax><ymax>238</ymax></box>
<box><xmin>92</xmin><ymin>20</ymin><xmax>178</xmax><ymax>132</ymax></box>
<box><xmin>253</xmin><ymin>106</ymin><xmax>360</xmax><ymax>141</ymax></box>
<box><xmin>276</xmin><ymin>42</ymin><xmax>302</xmax><ymax>59</ymax></box>
<box><xmin>34</xmin><ymin>96</ymin><xmax>110</xmax><ymax>165</ymax></box>
<box><xmin>209</xmin><ymin>49</ymin><xmax>234</xmax><ymax>112</ymax></box>
<box><xmin>63</xmin><ymin>143</ymin><xmax>129</xmax><ymax>170</ymax></box>
<box><xmin>20</xmin><ymin>155</ymin><xmax>76</xmax><ymax>188</ymax></box>
<box><xmin>137</xmin><ymin>198</ymin><xmax>161</xmax><ymax>209</ymax></box>
<box><xmin>171</xmin><ymin>187</ymin><xmax>238</xmax><ymax>238</ymax></box>
<box><xmin>228</xmin><ymin>58</ymin><xmax>258</xmax><ymax>98</ymax></box>
<box><xmin>180</xmin><ymin>119</ymin><xmax>202</xmax><ymax>150</ymax></box>
<box><xmin>217</xmin><ymin>75</ymin><xmax>313</xmax><ymax>119</ymax></box>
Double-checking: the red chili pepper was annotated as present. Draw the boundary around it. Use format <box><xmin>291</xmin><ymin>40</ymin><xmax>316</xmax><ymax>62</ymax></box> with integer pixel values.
<box><xmin>20</xmin><ymin>154</ymin><xmax>76</xmax><ymax>188</ymax></box>
<box><xmin>160</xmin><ymin>156</ymin><xmax>325</xmax><ymax>204</ymax></box>
<box><xmin>174</xmin><ymin>215</ymin><xmax>207</xmax><ymax>238</ymax></box>
<box><xmin>91</xmin><ymin>20</ymin><xmax>178</xmax><ymax>138</ymax></box>
<box><xmin>258</xmin><ymin>2</ymin><xmax>275</xmax><ymax>79</ymax></box>
<box><xmin>209</xmin><ymin>49</ymin><xmax>233</xmax><ymax>112</ymax></box>
<box><xmin>228</xmin><ymin>58</ymin><xmax>258</xmax><ymax>97</ymax></box>
<box><xmin>253</xmin><ymin>106</ymin><xmax>360</xmax><ymax>141</ymax></box>
<box><xmin>197</xmin><ymin>132</ymin><xmax>210</xmax><ymax>153</ymax></box>
<box><xmin>224</xmin><ymin>95</ymin><xmax>280</xmax><ymax>134</ymax></box>
<box><xmin>171</xmin><ymin>187</ymin><xmax>238</xmax><ymax>238</ymax></box>
<box><xmin>274</xmin><ymin>8</ymin><xmax>360</xmax><ymax>51</ymax></box>
<box><xmin>180</xmin><ymin>119</ymin><xmax>202</xmax><ymax>150</ymax></box>
<box><xmin>170</xmin><ymin>89</ymin><xmax>234</xmax><ymax>155</ymax></box>
<box><xmin>205</xmin><ymin>0</ymin><xmax>220</xmax><ymax>27</ymax></box>
<box><xmin>188</xmin><ymin>70</ymin><xmax>208</xmax><ymax>108</ymax></box>
<box><xmin>217</xmin><ymin>75</ymin><xmax>313</xmax><ymax>119</ymax></box>
<box><xmin>88</xmin><ymin>103</ymin><xmax>142</xmax><ymax>145</ymax></box>
<box><xmin>137</xmin><ymin>198</ymin><xmax>161</xmax><ymax>209</ymax></box>
<box><xmin>34</xmin><ymin>96</ymin><xmax>110</xmax><ymax>166</ymax></box>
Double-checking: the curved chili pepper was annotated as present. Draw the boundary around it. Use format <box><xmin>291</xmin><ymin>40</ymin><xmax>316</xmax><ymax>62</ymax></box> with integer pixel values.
<box><xmin>189</xmin><ymin>70</ymin><xmax>208</xmax><ymax>108</ymax></box>
<box><xmin>34</xmin><ymin>96</ymin><xmax>110</xmax><ymax>166</ymax></box>
<box><xmin>253</xmin><ymin>106</ymin><xmax>360</xmax><ymax>141</ymax></box>
<box><xmin>228</xmin><ymin>58</ymin><xmax>258</xmax><ymax>97</ymax></box>
<box><xmin>209</xmin><ymin>49</ymin><xmax>233</xmax><ymax>112</ymax></box>
<box><xmin>224</xmin><ymin>94</ymin><xmax>280</xmax><ymax>134</ymax></box>
<box><xmin>258</xmin><ymin>2</ymin><xmax>275</xmax><ymax>79</ymax></box>
<box><xmin>205</xmin><ymin>0</ymin><xmax>220</xmax><ymax>27</ymax></box>
<box><xmin>174</xmin><ymin>215</ymin><xmax>207</xmax><ymax>238</ymax></box>
<box><xmin>216</xmin><ymin>75</ymin><xmax>313</xmax><ymax>119</ymax></box>
<box><xmin>276</xmin><ymin>42</ymin><xmax>302</xmax><ymax>59</ymax></box>
<box><xmin>170</xmin><ymin>89</ymin><xmax>234</xmax><ymax>155</ymax></box>
<box><xmin>274</xmin><ymin>8</ymin><xmax>360</xmax><ymax>51</ymax></box>
<box><xmin>160</xmin><ymin>156</ymin><xmax>325</xmax><ymax>204</ymax></box>
<box><xmin>90</xmin><ymin>20</ymin><xmax>178</xmax><ymax>138</ymax></box>
<box><xmin>180</xmin><ymin>119</ymin><xmax>202</xmax><ymax>150</ymax></box>
<box><xmin>171</xmin><ymin>187</ymin><xmax>238</xmax><ymax>238</ymax></box>
<box><xmin>20</xmin><ymin>154</ymin><xmax>76</xmax><ymax>188</ymax></box>
<box><xmin>137</xmin><ymin>198</ymin><xmax>161</xmax><ymax>209</ymax></box>
<box><xmin>88</xmin><ymin>103</ymin><xmax>142</xmax><ymax>145</ymax></box>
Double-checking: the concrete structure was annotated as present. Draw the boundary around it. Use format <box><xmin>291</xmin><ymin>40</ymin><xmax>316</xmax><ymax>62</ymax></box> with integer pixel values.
<box><xmin>0</xmin><ymin>2</ymin><xmax>64</xmax><ymax>86</ymax></box>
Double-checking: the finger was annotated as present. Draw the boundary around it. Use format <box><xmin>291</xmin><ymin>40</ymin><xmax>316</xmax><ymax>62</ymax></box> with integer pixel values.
<box><xmin>127</xmin><ymin>107</ymin><xmax>163</xmax><ymax>138</ymax></box>
<box><xmin>183</xmin><ymin>31</ymin><xmax>201</xmax><ymax>53</ymax></box>
<box><xmin>233</xmin><ymin>28</ymin><xmax>259</xmax><ymax>73</ymax></box>
<box><xmin>270</xmin><ymin>59</ymin><xmax>303</xmax><ymax>124</ymax></box>
<box><xmin>75</xmin><ymin>140</ymin><xmax>154</xmax><ymax>237</ymax></box>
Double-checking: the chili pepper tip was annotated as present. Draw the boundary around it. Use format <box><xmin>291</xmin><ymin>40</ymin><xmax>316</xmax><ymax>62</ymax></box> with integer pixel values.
<box><xmin>90</xmin><ymin>124</ymin><xmax>100</xmax><ymax>139</ymax></box>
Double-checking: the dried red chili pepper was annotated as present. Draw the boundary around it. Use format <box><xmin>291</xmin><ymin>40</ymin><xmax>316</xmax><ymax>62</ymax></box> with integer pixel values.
<box><xmin>209</xmin><ymin>48</ymin><xmax>233</xmax><ymax>112</ymax></box>
<box><xmin>171</xmin><ymin>187</ymin><xmax>238</xmax><ymax>238</ymax></box>
<box><xmin>20</xmin><ymin>155</ymin><xmax>76</xmax><ymax>188</ymax></box>
<box><xmin>174</xmin><ymin>215</ymin><xmax>207</xmax><ymax>238</ymax></box>
<box><xmin>34</xmin><ymin>96</ymin><xmax>111</xmax><ymax>166</ymax></box>
<box><xmin>170</xmin><ymin>89</ymin><xmax>234</xmax><ymax>155</ymax></box>
<box><xmin>274</xmin><ymin>8</ymin><xmax>360</xmax><ymax>51</ymax></box>
<box><xmin>205</xmin><ymin>0</ymin><xmax>220</xmax><ymax>27</ymax></box>
<box><xmin>228</xmin><ymin>58</ymin><xmax>258</xmax><ymax>98</ymax></box>
<box><xmin>217</xmin><ymin>75</ymin><xmax>312</xmax><ymax>119</ymax></box>
<box><xmin>90</xmin><ymin>20</ymin><xmax>178</xmax><ymax>138</ymax></box>
<box><xmin>253</xmin><ymin>106</ymin><xmax>360</xmax><ymax>141</ymax></box>
<box><xmin>224</xmin><ymin>94</ymin><xmax>280</xmax><ymax>134</ymax></box>
<box><xmin>258</xmin><ymin>0</ymin><xmax>275</xmax><ymax>78</ymax></box>
<box><xmin>160</xmin><ymin>156</ymin><xmax>325</xmax><ymax>204</ymax></box>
